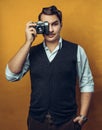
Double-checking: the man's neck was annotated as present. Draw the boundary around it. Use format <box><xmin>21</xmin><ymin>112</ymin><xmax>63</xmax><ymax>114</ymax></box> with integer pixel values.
<box><xmin>45</xmin><ymin>38</ymin><xmax>60</xmax><ymax>52</ymax></box>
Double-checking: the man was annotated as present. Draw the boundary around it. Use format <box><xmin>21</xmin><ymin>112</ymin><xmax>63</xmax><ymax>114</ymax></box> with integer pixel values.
<box><xmin>5</xmin><ymin>5</ymin><xmax>94</xmax><ymax>130</ymax></box>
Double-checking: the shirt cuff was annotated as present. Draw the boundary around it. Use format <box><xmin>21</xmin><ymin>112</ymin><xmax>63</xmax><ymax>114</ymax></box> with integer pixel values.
<box><xmin>80</xmin><ymin>85</ymin><xmax>94</xmax><ymax>92</ymax></box>
<box><xmin>5</xmin><ymin>64</ymin><xmax>21</xmax><ymax>81</ymax></box>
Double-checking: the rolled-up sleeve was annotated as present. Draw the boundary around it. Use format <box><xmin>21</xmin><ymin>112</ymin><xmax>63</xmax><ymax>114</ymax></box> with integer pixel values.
<box><xmin>77</xmin><ymin>45</ymin><xmax>94</xmax><ymax>92</ymax></box>
<box><xmin>5</xmin><ymin>55</ymin><xmax>30</xmax><ymax>82</ymax></box>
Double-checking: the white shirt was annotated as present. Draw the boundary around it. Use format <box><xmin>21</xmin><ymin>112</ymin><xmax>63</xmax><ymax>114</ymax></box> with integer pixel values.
<box><xmin>5</xmin><ymin>38</ymin><xmax>94</xmax><ymax>92</ymax></box>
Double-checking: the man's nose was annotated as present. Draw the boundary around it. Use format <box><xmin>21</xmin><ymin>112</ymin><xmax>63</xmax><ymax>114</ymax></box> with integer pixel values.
<box><xmin>49</xmin><ymin>25</ymin><xmax>53</xmax><ymax>33</ymax></box>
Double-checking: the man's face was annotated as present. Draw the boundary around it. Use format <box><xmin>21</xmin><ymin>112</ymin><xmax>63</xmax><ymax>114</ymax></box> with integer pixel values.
<box><xmin>40</xmin><ymin>14</ymin><xmax>62</xmax><ymax>43</ymax></box>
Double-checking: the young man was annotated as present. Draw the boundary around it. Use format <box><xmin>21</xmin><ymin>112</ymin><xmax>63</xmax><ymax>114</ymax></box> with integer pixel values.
<box><xmin>5</xmin><ymin>5</ymin><xmax>94</xmax><ymax>130</ymax></box>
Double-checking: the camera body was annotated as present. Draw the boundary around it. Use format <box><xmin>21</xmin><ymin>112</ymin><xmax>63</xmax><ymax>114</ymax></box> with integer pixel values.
<box><xmin>34</xmin><ymin>21</ymin><xmax>49</xmax><ymax>35</ymax></box>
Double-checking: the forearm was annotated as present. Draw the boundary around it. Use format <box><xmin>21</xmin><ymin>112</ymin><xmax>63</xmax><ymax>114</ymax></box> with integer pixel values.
<box><xmin>73</xmin><ymin>92</ymin><xmax>93</xmax><ymax>125</ymax></box>
<box><xmin>8</xmin><ymin>41</ymin><xmax>31</xmax><ymax>74</ymax></box>
<box><xmin>8</xmin><ymin>21</ymin><xmax>37</xmax><ymax>74</ymax></box>
<box><xmin>80</xmin><ymin>92</ymin><xmax>93</xmax><ymax>117</ymax></box>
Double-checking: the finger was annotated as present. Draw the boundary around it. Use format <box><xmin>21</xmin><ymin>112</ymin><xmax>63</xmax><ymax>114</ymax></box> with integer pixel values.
<box><xmin>73</xmin><ymin>117</ymin><xmax>79</xmax><ymax>122</ymax></box>
<box><xmin>31</xmin><ymin>29</ymin><xmax>37</xmax><ymax>37</ymax></box>
<box><xmin>73</xmin><ymin>116</ymin><xmax>82</xmax><ymax>122</ymax></box>
<box><xmin>26</xmin><ymin>21</ymin><xmax>33</xmax><ymax>27</ymax></box>
<box><xmin>26</xmin><ymin>25</ymin><xmax>37</xmax><ymax>33</ymax></box>
<box><xmin>26</xmin><ymin>22</ymin><xmax>36</xmax><ymax>28</ymax></box>
<box><xmin>75</xmin><ymin>117</ymin><xmax>84</xmax><ymax>125</ymax></box>
<box><xmin>29</xmin><ymin>27</ymin><xmax>36</xmax><ymax>32</ymax></box>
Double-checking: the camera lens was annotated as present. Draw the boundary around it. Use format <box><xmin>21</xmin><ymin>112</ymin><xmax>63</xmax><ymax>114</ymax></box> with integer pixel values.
<box><xmin>38</xmin><ymin>27</ymin><xmax>43</xmax><ymax>33</ymax></box>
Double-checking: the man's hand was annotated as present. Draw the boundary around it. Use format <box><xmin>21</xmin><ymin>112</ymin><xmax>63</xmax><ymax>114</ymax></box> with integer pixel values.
<box><xmin>25</xmin><ymin>21</ymin><xmax>37</xmax><ymax>44</ymax></box>
<box><xmin>73</xmin><ymin>115</ymin><xmax>87</xmax><ymax>126</ymax></box>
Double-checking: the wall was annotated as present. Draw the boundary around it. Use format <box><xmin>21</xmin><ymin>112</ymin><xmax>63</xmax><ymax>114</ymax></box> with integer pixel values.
<box><xmin>0</xmin><ymin>0</ymin><xmax>102</xmax><ymax>130</ymax></box>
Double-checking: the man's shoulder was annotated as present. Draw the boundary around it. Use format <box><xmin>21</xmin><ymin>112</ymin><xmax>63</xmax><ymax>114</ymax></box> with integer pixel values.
<box><xmin>31</xmin><ymin>42</ymin><xmax>43</xmax><ymax>49</ymax></box>
<box><xmin>62</xmin><ymin>39</ymin><xmax>78</xmax><ymax>48</ymax></box>
<box><xmin>30</xmin><ymin>42</ymin><xmax>43</xmax><ymax>52</ymax></box>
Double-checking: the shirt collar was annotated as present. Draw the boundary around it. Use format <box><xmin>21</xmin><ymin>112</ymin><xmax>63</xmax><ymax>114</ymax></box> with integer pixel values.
<box><xmin>43</xmin><ymin>37</ymin><xmax>62</xmax><ymax>51</ymax></box>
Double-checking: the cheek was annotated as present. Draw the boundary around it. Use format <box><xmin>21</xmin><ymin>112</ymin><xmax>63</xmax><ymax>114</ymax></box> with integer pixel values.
<box><xmin>53</xmin><ymin>26</ymin><xmax>61</xmax><ymax>32</ymax></box>
<box><xmin>55</xmin><ymin>26</ymin><xmax>61</xmax><ymax>33</ymax></box>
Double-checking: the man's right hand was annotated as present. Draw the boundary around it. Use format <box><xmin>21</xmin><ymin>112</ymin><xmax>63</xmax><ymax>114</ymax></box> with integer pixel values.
<box><xmin>25</xmin><ymin>21</ymin><xmax>37</xmax><ymax>44</ymax></box>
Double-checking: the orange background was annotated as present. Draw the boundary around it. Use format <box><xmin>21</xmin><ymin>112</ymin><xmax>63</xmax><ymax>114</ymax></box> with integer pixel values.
<box><xmin>0</xmin><ymin>0</ymin><xmax>102</xmax><ymax>130</ymax></box>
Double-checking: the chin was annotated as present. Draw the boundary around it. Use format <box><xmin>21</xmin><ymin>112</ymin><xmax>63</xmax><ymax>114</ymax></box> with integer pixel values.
<box><xmin>46</xmin><ymin>38</ymin><xmax>56</xmax><ymax>43</ymax></box>
<box><xmin>45</xmin><ymin>35</ymin><xmax>59</xmax><ymax>43</ymax></box>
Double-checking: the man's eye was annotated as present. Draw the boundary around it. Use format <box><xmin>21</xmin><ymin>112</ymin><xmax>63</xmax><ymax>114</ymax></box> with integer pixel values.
<box><xmin>53</xmin><ymin>22</ymin><xmax>59</xmax><ymax>26</ymax></box>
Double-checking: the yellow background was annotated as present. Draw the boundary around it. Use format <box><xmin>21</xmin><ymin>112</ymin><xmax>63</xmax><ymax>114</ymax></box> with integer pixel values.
<box><xmin>0</xmin><ymin>0</ymin><xmax>102</xmax><ymax>130</ymax></box>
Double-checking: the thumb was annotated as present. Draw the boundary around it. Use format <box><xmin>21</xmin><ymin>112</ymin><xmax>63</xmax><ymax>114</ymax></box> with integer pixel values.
<box><xmin>73</xmin><ymin>116</ymin><xmax>80</xmax><ymax>122</ymax></box>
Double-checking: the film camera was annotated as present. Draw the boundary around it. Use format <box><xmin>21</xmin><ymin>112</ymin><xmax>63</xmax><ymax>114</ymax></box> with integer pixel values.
<box><xmin>34</xmin><ymin>21</ymin><xmax>49</xmax><ymax>35</ymax></box>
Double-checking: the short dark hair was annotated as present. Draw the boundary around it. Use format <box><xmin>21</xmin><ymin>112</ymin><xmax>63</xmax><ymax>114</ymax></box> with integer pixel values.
<box><xmin>38</xmin><ymin>5</ymin><xmax>62</xmax><ymax>23</ymax></box>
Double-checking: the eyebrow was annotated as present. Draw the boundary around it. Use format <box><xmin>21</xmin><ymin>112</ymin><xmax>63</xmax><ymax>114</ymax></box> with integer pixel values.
<box><xmin>49</xmin><ymin>20</ymin><xmax>59</xmax><ymax>25</ymax></box>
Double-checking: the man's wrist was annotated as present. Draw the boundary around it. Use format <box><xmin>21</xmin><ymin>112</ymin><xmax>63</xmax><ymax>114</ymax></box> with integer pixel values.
<box><xmin>25</xmin><ymin>40</ymin><xmax>33</xmax><ymax>45</ymax></box>
<box><xmin>79</xmin><ymin>115</ymin><xmax>88</xmax><ymax>122</ymax></box>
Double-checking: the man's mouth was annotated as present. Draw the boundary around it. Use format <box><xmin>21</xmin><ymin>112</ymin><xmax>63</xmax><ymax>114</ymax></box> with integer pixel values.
<box><xmin>48</xmin><ymin>34</ymin><xmax>55</xmax><ymax>38</ymax></box>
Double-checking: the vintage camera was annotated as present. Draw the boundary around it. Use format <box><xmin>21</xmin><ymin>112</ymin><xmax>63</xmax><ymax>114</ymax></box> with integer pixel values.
<box><xmin>34</xmin><ymin>21</ymin><xmax>49</xmax><ymax>35</ymax></box>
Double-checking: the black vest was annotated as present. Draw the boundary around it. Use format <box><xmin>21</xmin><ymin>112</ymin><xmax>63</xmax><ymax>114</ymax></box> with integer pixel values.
<box><xmin>29</xmin><ymin>39</ymin><xmax>78</xmax><ymax>125</ymax></box>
